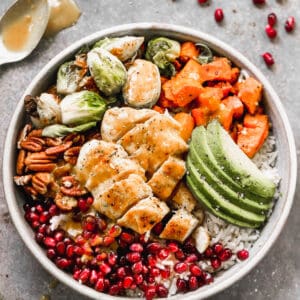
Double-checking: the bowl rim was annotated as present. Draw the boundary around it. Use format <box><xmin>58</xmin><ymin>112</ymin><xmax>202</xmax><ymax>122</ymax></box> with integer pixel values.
<box><xmin>3</xmin><ymin>22</ymin><xmax>297</xmax><ymax>299</ymax></box>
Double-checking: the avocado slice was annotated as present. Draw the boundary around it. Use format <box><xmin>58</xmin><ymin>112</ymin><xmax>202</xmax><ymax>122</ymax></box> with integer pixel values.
<box><xmin>188</xmin><ymin>143</ymin><xmax>272</xmax><ymax>214</ymax></box>
<box><xmin>206</xmin><ymin>120</ymin><xmax>275</xmax><ymax>200</ymax></box>
<box><xmin>191</xmin><ymin>126</ymin><xmax>271</xmax><ymax>204</ymax></box>
<box><xmin>186</xmin><ymin>175</ymin><xmax>261</xmax><ymax>229</ymax></box>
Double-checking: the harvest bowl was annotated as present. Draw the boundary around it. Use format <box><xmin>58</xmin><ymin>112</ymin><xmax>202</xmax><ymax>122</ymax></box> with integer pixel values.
<box><xmin>3</xmin><ymin>23</ymin><xmax>297</xmax><ymax>299</ymax></box>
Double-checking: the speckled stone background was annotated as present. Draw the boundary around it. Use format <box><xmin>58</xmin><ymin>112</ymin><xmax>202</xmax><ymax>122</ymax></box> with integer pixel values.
<box><xmin>0</xmin><ymin>0</ymin><xmax>299</xmax><ymax>299</ymax></box>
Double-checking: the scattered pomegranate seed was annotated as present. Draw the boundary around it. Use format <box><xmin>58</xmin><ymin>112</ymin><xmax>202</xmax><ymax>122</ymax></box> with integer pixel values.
<box><xmin>108</xmin><ymin>252</ymin><xmax>117</xmax><ymax>265</ymax></box>
<box><xmin>39</xmin><ymin>211</ymin><xmax>50</xmax><ymax>223</ymax></box>
<box><xmin>144</xmin><ymin>286</ymin><xmax>156</xmax><ymax>300</ymax></box>
<box><xmin>237</xmin><ymin>249</ymin><xmax>249</xmax><ymax>260</ymax></box>
<box><xmin>158</xmin><ymin>248</ymin><xmax>170</xmax><ymax>260</ymax></box>
<box><xmin>189</xmin><ymin>276</ymin><xmax>199</xmax><ymax>290</ymax></box>
<box><xmin>99</xmin><ymin>262</ymin><xmax>112</xmax><ymax>275</ymax></box>
<box><xmin>46</xmin><ymin>248</ymin><xmax>56</xmax><ymax>259</ymax></box>
<box><xmin>35</xmin><ymin>204</ymin><xmax>44</xmax><ymax>213</ymax></box>
<box><xmin>77</xmin><ymin>198</ymin><xmax>89</xmax><ymax>212</ymax></box>
<box><xmin>198</xmin><ymin>0</ymin><xmax>208</xmax><ymax>4</ymax></box>
<box><xmin>89</xmin><ymin>270</ymin><xmax>98</xmax><ymax>285</ymax></box>
<box><xmin>262</xmin><ymin>52</ymin><xmax>275</xmax><ymax>66</ymax></box>
<box><xmin>108</xmin><ymin>225</ymin><xmax>122</xmax><ymax>237</ymax></box>
<box><xmin>150</xmin><ymin>267</ymin><xmax>160</xmax><ymax>277</ymax></box>
<box><xmin>73</xmin><ymin>245</ymin><xmax>84</xmax><ymax>256</ymax></box>
<box><xmin>174</xmin><ymin>262</ymin><xmax>188</xmax><ymax>274</ymax></box>
<box><xmin>219</xmin><ymin>248</ymin><xmax>232</xmax><ymax>261</ymax></box>
<box><xmin>95</xmin><ymin>277</ymin><xmax>105</xmax><ymax>291</ymax></box>
<box><xmin>268</xmin><ymin>13</ymin><xmax>277</xmax><ymax>26</ymax></box>
<box><xmin>126</xmin><ymin>252</ymin><xmax>141</xmax><ymax>263</ymax></box>
<box><xmin>49</xmin><ymin>204</ymin><xmax>58</xmax><ymax>216</ymax></box>
<box><xmin>79</xmin><ymin>268</ymin><xmax>91</xmax><ymax>283</ymax></box>
<box><xmin>86</xmin><ymin>196</ymin><xmax>94</xmax><ymax>205</ymax></box>
<box><xmin>109</xmin><ymin>284</ymin><xmax>120</xmax><ymax>295</ymax></box>
<box><xmin>160</xmin><ymin>268</ymin><xmax>171</xmax><ymax>279</ymax></box>
<box><xmin>132</xmin><ymin>261</ymin><xmax>143</xmax><ymax>274</ymax></box>
<box><xmin>265</xmin><ymin>24</ymin><xmax>277</xmax><ymax>39</ymax></box>
<box><xmin>213</xmin><ymin>243</ymin><xmax>223</xmax><ymax>254</ymax></box>
<box><xmin>146</xmin><ymin>242</ymin><xmax>162</xmax><ymax>253</ymax></box>
<box><xmin>134</xmin><ymin>273</ymin><xmax>144</xmax><ymax>284</ymax></box>
<box><xmin>167</xmin><ymin>242</ymin><xmax>179</xmax><ymax>253</ymax></box>
<box><xmin>123</xmin><ymin>276</ymin><xmax>134</xmax><ymax>289</ymax></box>
<box><xmin>130</xmin><ymin>243</ymin><xmax>144</xmax><ymax>252</ymax></box>
<box><xmin>54</xmin><ymin>230</ymin><xmax>64</xmax><ymax>242</ymax></box>
<box><xmin>253</xmin><ymin>0</ymin><xmax>265</xmax><ymax>4</ymax></box>
<box><xmin>214</xmin><ymin>8</ymin><xmax>224</xmax><ymax>23</ymax></box>
<box><xmin>175</xmin><ymin>249</ymin><xmax>186</xmax><ymax>261</ymax></box>
<box><xmin>204</xmin><ymin>247</ymin><xmax>214</xmax><ymax>258</ymax></box>
<box><xmin>55</xmin><ymin>258</ymin><xmax>71</xmax><ymax>269</ymax></box>
<box><xmin>156</xmin><ymin>284</ymin><xmax>169</xmax><ymax>297</ymax></box>
<box><xmin>82</xmin><ymin>216</ymin><xmax>97</xmax><ymax>232</ymax></box>
<box><xmin>190</xmin><ymin>264</ymin><xmax>202</xmax><ymax>277</ymax></box>
<box><xmin>35</xmin><ymin>232</ymin><xmax>44</xmax><ymax>244</ymax></box>
<box><xmin>73</xmin><ymin>269</ymin><xmax>81</xmax><ymax>281</ymax></box>
<box><xmin>103</xmin><ymin>236</ymin><xmax>115</xmax><ymax>246</ymax></box>
<box><xmin>117</xmin><ymin>267</ymin><xmax>127</xmax><ymax>278</ymax></box>
<box><xmin>202</xmin><ymin>271</ymin><xmax>214</xmax><ymax>284</ymax></box>
<box><xmin>176</xmin><ymin>278</ymin><xmax>187</xmax><ymax>292</ymax></box>
<box><xmin>56</xmin><ymin>241</ymin><xmax>66</xmax><ymax>256</ymax></box>
<box><xmin>285</xmin><ymin>16</ymin><xmax>296</xmax><ymax>32</ymax></box>
<box><xmin>44</xmin><ymin>237</ymin><xmax>56</xmax><ymax>248</ymax></box>
<box><xmin>211</xmin><ymin>257</ymin><xmax>221</xmax><ymax>269</ymax></box>
<box><xmin>97</xmin><ymin>218</ymin><xmax>107</xmax><ymax>231</ymax></box>
<box><xmin>66</xmin><ymin>245</ymin><xmax>74</xmax><ymax>258</ymax></box>
<box><xmin>185</xmin><ymin>253</ymin><xmax>199</xmax><ymax>263</ymax></box>
<box><xmin>120</xmin><ymin>232</ymin><xmax>134</xmax><ymax>244</ymax></box>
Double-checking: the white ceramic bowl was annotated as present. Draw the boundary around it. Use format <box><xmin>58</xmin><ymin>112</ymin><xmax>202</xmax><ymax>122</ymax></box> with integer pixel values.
<box><xmin>3</xmin><ymin>23</ymin><xmax>297</xmax><ymax>299</ymax></box>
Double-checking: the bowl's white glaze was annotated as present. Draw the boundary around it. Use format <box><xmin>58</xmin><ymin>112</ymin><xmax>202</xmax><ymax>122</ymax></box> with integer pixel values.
<box><xmin>3</xmin><ymin>23</ymin><xmax>297</xmax><ymax>299</ymax></box>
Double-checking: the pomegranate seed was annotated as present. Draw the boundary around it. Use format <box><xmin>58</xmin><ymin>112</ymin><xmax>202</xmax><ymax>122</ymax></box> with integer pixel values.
<box><xmin>174</xmin><ymin>262</ymin><xmax>188</xmax><ymax>274</ymax></box>
<box><xmin>211</xmin><ymin>257</ymin><xmax>221</xmax><ymax>269</ymax></box>
<box><xmin>82</xmin><ymin>230</ymin><xmax>92</xmax><ymax>240</ymax></box>
<box><xmin>103</xmin><ymin>236</ymin><xmax>115</xmax><ymax>246</ymax></box>
<box><xmin>38</xmin><ymin>224</ymin><xmax>47</xmax><ymax>234</ymax></box>
<box><xmin>49</xmin><ymin>204</ymin><xmax>58</xmax><ymax>216</ymax></box>
<box><xmin>219</xmin><ymin>248</ymin><xmax>232</xmax><ymax>261</ymax></box>
<box><xmin>160</xmin><ymin>268</ymin><xmax>171</xmax><ymax>279</ymax></box>
<box><xmin>95</xmin><ymin>277</ymin><xmax>105</xmax><ymax>292</ymax></box>
<box><xmin>146</xmin><ymin>242</ymin><xmax>162</xmax><ymax>254</ymax></box>
<box><xmin>126</xmin><ymin>252</ymin><xmax>141</xmax><ymax>263</ymax></box>
<box><xmin>79</xmin><ymin>268</ymin><xmax>91</xmax><ymax>283</ymax></box>
<box><xmin>63</xmin><ymin>237</ymin><xmax>72</xmax><ymax>245</ymax></box>
<box><xmin>54</xmin><ymin>230</ymin><xmax>65</xmax><ymax>242</ymax></box>
<box><xmin>214</xmin><ymin>8</ymin><xmax>224</xmax><ymax>23</ymax></box>
<box><xmin>202</xmin><ymin>271</ymin><xmax>214</xmax><ymax>284</ymax></box>
<box><xmin>123</xmin><ymin>276</ymin><xmax>134</xmax><ymax>289</ymax></box>
<box><xmin>253</xmin><ymin>0</ymin><xmax>265</xmax><ymax>4</ymax></box>
<box><xmin>134</xmin><ymin>273</ymin><xmax>143</xmax><ymax>284</ymax></box>
<box><xmin>268</xmin><ymin>13</ymin><xmax>277</xmax><ymax>26</ymax></box>
<box><xmin>39</xmin><ymin>211</ymin><xmax>50</xmax><ymax>223</ymax></box>
<box><xmin>108</xmin><ymin>252</ymin><xmax>117</xmax><ymax>266</ymax></box>
<box><xmin>132</xmin><ymin>261</ymin><xmax>143</xmax><ymax>274</ymax></box>
<box><xmin>109</xmin><ymin>284</ymin><xmax>120</xmax><ymax>295</ymax></box>
<box><xmin>213</xmin><ymin>243</ymin><xmax>223</xmax><ymax>255</ymax></box>
<box><xmin>237</xmin><ymin>249</ymin><xmax>249</xmax><ymax>260</ymax></box>
<box><xmin>44</xmin><ymin>237</ymin><xmax>56</xmax><ymax>248</ymax></box>
<box><xmin>190</xmin><ymin>264</ymin><xmax>202</xmax><ymax>277</ymax></box>
<box><xmin>23</xmin><ymin>203</ymin><xmax>31</xmax><ymax>212</ymax></box>
<box><xmin>32</xmin><ymin>220</ymin><xmax>40</xmax><ymax>229</ymax></box>
<box><xmin>265</xmin><ymin>24</ymin><xmax>277</xmax><ymax>39</ymax></box>
<box><xmin>285</xmin><ymin>16</ymin><xmax>296</xmax><ymax>32</ymax></box>
<box><xmin>175</xmin><ymin>249</ymin><xmax>186</xmax><ymax>261</ymax></box>
<box><xmin>35</xmin><ymin>232</ymin><xmax>44</xmax><ymax>244</ymax></box>
<box><xmin>158</xmin><ymin>248</ymin><xmax>170</xmax><ymax>260</ymax></box>
<box><xmin>204</xmin><ymin>247</ymin><xmax>214</xmax><ymax>258</ymax></box>
<box><xmin>35</xmin><ymin>204</ymin><xmax>43</xmax><ymax>213</ymax></box>
<box><xmin>262</xmin><ymin>52</ymin><xmax>275</xmax><ymax>66</ymax></box>
<box><xmin>55</xmin><ymin>258</ymin><xmax>71</xmax><ymax>269</ymax></box>
<box><xmin>176</xmin><ymin>278</ymin><xmax>187</xmax><ymax>292</ymax></box>
<box><xmin>86</xmin><ymin>196</ymin><xmax>94</xmax><ymax>205</ymax></box>
<box><xmin>78</xmin><ymin>198</ymin><xmax>88</xmax><ymax>212</ymax></box>
<box><xmin>157</xmin><ymin>284</ymin><xmax>168</xmax><ymax>297</ymax></box>
<box><xmin>96</xmin><ymin>252</ymin><xmax>107</xmax><ymax>261</ymax></box>
<box><xmin>130</xmin><ymin>243</ymin><xmax>144</xmax><ymax>252</ymax></box>
<box><xmin>198</xmin><ymin>0</ymin><xmax>208</xmax><ymax>4</ymax></box>
<box><xmin>150</xmin><ymin>267</ymin><xmax>160</xmax><ymax>277</ymax></box>
<box><xmin>82</xmin><ymin>216</ymin><xmax>97</xmax><ymax>232</ymax></box>
<box><xmin>66</xmin><ymin>245</ymin><xmax>74</xmax><ymax>258</ymax></box>
<box><xmin>89</xmin><ymin>270</ymin><xmax>98</xmax><ymax>285</ymax></box>
<box><xmin>185</xmin><ymin>253</ymin><xmax>198</xmax><ymax>263</ymax></box>
<box><xmin>152</xmin><ymin>222</ymin><xmax>164</xmax><ymax>235</ymax></box>
<box><xmin>100</xmin><ymin>262</ymin><xmax>111</xmax><ymax>275</ymax></box>
<box><xmin>147</xmin><ymin>254</ymin><xmax>157</xmax><ymax>267</ymax></box>
<box><xmin>120</xmin><ymin>232</ymin><xmax>134</xmax><ymax>244</ymax></box>
<box><xmin>73</xmin><ymin>269</ymin><xmax>81</xmax><ymax>280</ymax></box>
<box><xmin>97</xmin><ymin>218</ymin><xmax>107</xmax><ymax>231</ymax></box>
<box><xmin>117</xmin><ymin>267</ymin><xmax>127</xmax><ymax>278</ymax></box>
<box><xmin>145</xmin><ymin>286</ymin><xmax>156</xmax><ymax>300</ymax></box>
<box><xmin>56</xmin><ymin>241</ymin><xmax>66</xmax><ymax>256</ymax></box>
<box><xmin>108</xmin><ymin>225</ymin><xmax>122</xmax><ymax>237</ymax></box>
<box><xmin>167</xmin><ymin>242</ymin><xmax>179</xmax><ymax>253</ymax></box>
<box><xmin>73</xmin><ymin>246</ymin><xmax>84</xmax><ymax>256</ymax></box>
<box><xmin>46</xmin><ymin>248</ymin><xmax>56</xmax><ymax>259</ymax></box>
<box><xmin>189</xmin><ymin>276</ymin><xmax>199</xmax><ymax>290</ymax></box>
<box><xmin>28</xmin><ymin>212</ymin><xmax>39</xmax><ymax>222</ymax></box>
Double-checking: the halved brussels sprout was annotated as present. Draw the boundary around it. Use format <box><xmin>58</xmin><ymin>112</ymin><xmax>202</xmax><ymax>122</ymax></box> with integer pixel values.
<box><xmin>60</xmin><ymin>91</ymin><xmax>107</xmax><ymax>125</ymax></box>
<box><xmin>195</xmin><ymin>43</ymin><xmax>213</xmax><ymax>65</ymax></box>
<box><xmin>145</xmin><ymin>37</ymin><xmax>180</xmax><ymax>77</ymax></box>
<box><xmin>87</xmin><ymin>48</ymin><xmax>127</xmax><ymax>96</ymax></box>
<box><xmin>56</xmin><ymin>61</ymin><xmax>83</xmax><ymax>95</ymax></box>
<box><xmin>93</xmin><ymin>36</ymin><xmax>144</xmax><ymax>62</ymax></box>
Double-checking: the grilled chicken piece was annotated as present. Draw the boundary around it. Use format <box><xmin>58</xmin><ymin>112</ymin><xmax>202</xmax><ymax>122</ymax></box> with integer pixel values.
<box><xmin>101</xmin><ymin>107</ymin><xmax>158</xmax><ymax>142</ymax></box>
<box><xmin>119</xmin><ymin>114</ymin><xmax>188</xmax><ymax>175</ymax></box>
<box><xmin>171</xmin><ymin>182</ymin><xmax>197</xmax><ymax>212</ymax></box>
<box><xmin>75</xmin><ymin>140</ymin><xmax>145</xmax><ymax>192</ymax></box>
<box><xmin>148</xmin><ymin>156</ymin><xmax>186</xmax><ymax>200</ymax></box>
<box><xmin>94</xmin><ymin>174</ymin><xmax>152</xmax><ymax>220</ymax></box>
<box><xmin>117</xmin><ymin>197</ymin><xmax>170</xmax><ymax>234</ymax></box>
<box><xmin>159</xmin><ymin>209</ymin><xmax>199</xmax><ymax>242</ymax></box>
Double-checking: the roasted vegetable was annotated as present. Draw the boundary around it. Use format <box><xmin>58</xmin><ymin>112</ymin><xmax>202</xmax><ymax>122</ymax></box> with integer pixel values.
<box><xmin>42</xmin><ymin>122</ymin><xmax>97</xmax><ymax>137</ymax></box>
<box><xmin>24</xmin><ymin>93</ymin><xmax>61</xmax><ymax>128</ymax></box>
<box><xmin>145</xmin><ymin>37</ymin><xmax>180</xmax><ymax>77</ymax></box>
<box><xmin>56</xmin><ymin>61</ymin><xmax>83</xmax><ymax>94</ymax></box>
<box><xmin>87</xmin><ymin>48</ymin><xmax>127</xmax><ymax>96</ymax></box>
<box><xmin>60</xmin><ymin>91</ymin><xmax>107</xmax><ymax>125</ymax></box>
<box><xmin>93</xmin><ymin>36</ymin><xmax>144</xmax><ymax>62</ymax></box>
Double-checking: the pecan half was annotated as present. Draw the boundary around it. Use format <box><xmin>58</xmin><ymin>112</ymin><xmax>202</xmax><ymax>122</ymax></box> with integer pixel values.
<box><xmin>27</xmin><ymin>163</ymin><xmax>57</xmax><ymax>172</ymax></box>
<box><xmin>14</xmin><ymin>175</ymin><xmax>32</xmax><ymax>186</ymax></box>
<box><xmin>16</xmin><ymin>150</ymin><xmax>26</xmax><ymax>175</ymax></box>
<box><xmin>20</xmin><ymin>136</ymin><xmax>45</xmax><ymax>152</ymax></box>
<box><xmin>64</xmin><ymin>146</ymin><xmax>81</xmax><ymax>165</ymax></box>
<box><xmin>28</xmin><ymin>129</ymin><xmax>43</xmax><ymax>137</ymax></box>
<box><xmin>45</xmin><ymin>141</ymin><xmax>73</xmax><ymax>156</ymax></box>
<box><xmin>52</xmin><ymin>163</ymin><xmax>73</xmax><ymax>178</ymax></box>
<box><xmin>45</xmin><ymin>137</ymin><xmax>63</xmax><ymax>147</ymax></box>
<box><xmin>25</xmin><ymin>152</ymin><xmax>57</xmax><ymax>165</ymax></box>
<box><xmin>17</xmin><ymin>124</ymin><xmax>32</xmax><ymax>149</ymax></box>
<box><xmin>64</xmin><ymin>134</ymin><xmax>85</xmax><ymax>146</ymax></box>
<box><xmin>32</xmin><ymin>172</ymin><xmax>52</xmax><ymax>195</ymax></box>
<box><xmin>60</xmin><ymin>176</ymin><xmax>87</xmax><ymax>197</ymax></box>
<box><xmin>54</xmin><ymin>193</ymin><xmax>77</xmax><ymax>211</ymax></box>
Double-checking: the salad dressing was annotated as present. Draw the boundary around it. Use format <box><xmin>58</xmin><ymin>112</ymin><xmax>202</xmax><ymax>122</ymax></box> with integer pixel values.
<box><xmin>45</xmin><ymin>0</ymin><xmax>81</xmax><ymax>36</ymax></box>
<box><xmin>2</xmin><ymin>15</ymin><xmax>32</xmax><ymax>51</ymax></box>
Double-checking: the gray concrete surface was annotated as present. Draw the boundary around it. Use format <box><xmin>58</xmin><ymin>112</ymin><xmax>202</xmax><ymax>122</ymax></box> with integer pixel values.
<box><xmin>0</xmin><ymin>0</ymin><xmax>299</xmax><ymax>299</ymax></box>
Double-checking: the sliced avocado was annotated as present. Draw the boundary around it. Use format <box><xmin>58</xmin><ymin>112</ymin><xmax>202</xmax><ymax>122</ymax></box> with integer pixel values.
<box><xmin>206</xmin><ymin>120</ymin><xmax>275</xmax><ymax>200</ymax></box>
<box><xmin>187</xmin><ymin>161</ymin><xmax>265</xmax><ymax>227</ymax></box>
<box><xmin>186</xmin><ymin>175</ymin><xmax>260</xmax><ymax>229</ymax></box>
<box><xmin>188</xmin><ymin>143</ymin><xmax>272</xmax><ymax>214</ymax></box>
<box><xmin>191</xmin><ymin>126</ymin><xmax>271</xmax><ymax>204</ymax></box>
